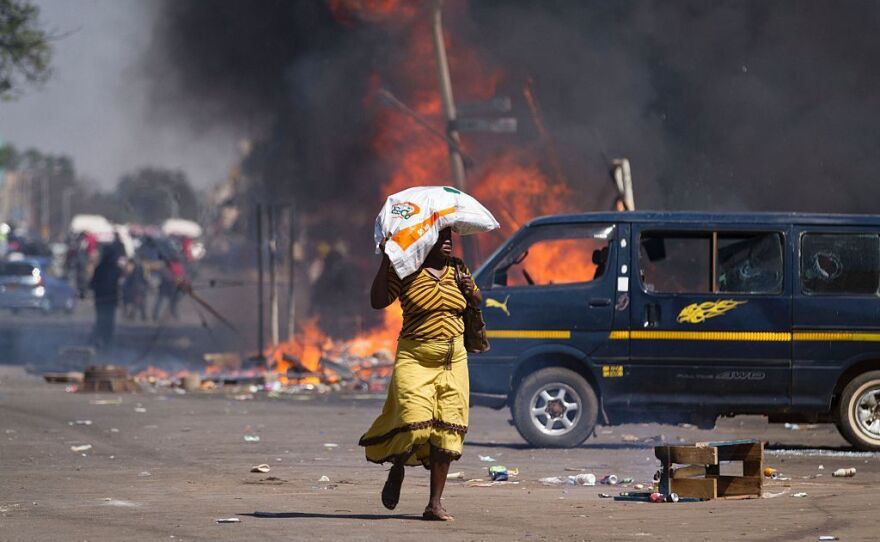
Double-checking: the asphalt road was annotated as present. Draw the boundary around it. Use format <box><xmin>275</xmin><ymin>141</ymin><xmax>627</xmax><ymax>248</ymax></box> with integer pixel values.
<box><xmin>0</xmin><ymin>367</ymin><xmax>877</xmax><ymax>542</ymax></box>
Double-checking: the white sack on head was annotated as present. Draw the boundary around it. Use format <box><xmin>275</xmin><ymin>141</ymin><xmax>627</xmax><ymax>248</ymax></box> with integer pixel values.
<box><xmin>374</xmin><ymin>186</ymin><xmax>499</xmax><ymax>278</ymax></box>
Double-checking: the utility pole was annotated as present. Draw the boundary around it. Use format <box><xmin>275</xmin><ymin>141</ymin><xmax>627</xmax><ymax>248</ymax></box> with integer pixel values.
<box><xmin>267</xmin><ymin>205</ymin><xmax>279</xmax><ymax>346</ymax></box>
<box><xmin>431</xmin><ymin>0</ymin><xmax>476</xmax><ymax>264</ymax></box>
<box><xmin>611</xmin><ymin>158</ymin><xmax>635</xmax><ymax>211</ymax></box>
<box><xmin>285</xmin><ymin>204</ymin><xmax>297</xmax><ymax>340</ymax></box>
<box><xmin>255</xmin><ymin>204</ymin><xmax>265</xmax><ymax>365</ymax></box>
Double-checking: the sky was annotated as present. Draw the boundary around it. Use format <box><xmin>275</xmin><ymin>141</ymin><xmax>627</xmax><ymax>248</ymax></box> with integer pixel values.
<box><xmin>0</xmin><ymin>0</ymin><xmax>238</xmax><ymax>189</ymax></box>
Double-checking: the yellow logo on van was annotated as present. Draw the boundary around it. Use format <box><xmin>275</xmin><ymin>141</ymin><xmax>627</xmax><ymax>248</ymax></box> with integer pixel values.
<box><xmin>486</xmin><ymin>295</ymin><xmax>511</xmax><ymax>316</ymax></box>
<box><xmin>677</xmin><ymin>300</ymin><xmax>747</xmax><ymax>324</ymax></box>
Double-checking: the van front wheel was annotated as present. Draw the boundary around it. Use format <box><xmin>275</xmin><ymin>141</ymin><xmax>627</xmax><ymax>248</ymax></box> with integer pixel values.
<box><xmin>837</xmin><ymin>370</ymin><xmax>880</xmax><ymax>451</ymax></box>
<box><xmin>511</xmin><ymin>367</ymin><xmax>598</xmax><ymax>448</ymax></box>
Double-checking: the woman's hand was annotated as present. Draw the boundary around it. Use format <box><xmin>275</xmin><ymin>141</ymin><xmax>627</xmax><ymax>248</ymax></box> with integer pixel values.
<box><xmin>458</xmin><ymin>273</ymin><xmax>482</xmax><ymax>305</ymax></box>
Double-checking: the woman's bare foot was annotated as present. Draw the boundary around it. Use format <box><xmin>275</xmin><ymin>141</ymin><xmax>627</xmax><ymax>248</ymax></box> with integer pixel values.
<box><xmin>422</xmin><ymin>504</ymin><xmax>454</xmax><ymax>521</ymax></box>
<box><xmin>381</xmin><ymin>463</ymin><xmax>405</xmax><ymax>510</ymax></box>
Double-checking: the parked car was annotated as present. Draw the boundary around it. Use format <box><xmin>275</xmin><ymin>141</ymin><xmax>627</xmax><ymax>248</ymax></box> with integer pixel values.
<box><xmin>469</xmin><ymin>211</ymin><xmax>880</xmax><ymax>451</ymax></box>
<box><xmin>0</xmin><ymin>258</ymin><xmax>76</xmax><ymax>314</ymax></box>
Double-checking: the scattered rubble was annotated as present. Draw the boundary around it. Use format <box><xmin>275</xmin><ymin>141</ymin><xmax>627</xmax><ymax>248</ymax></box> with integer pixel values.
<box><xmin>832</xmin><ymin>468</ymin><xmax>856</xmax><ymax>478</ymax></box>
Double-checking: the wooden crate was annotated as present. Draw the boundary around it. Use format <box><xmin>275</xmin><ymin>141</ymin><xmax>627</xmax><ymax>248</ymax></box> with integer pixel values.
<box><xmin>654</xmin><ymin>439</ymin><xmax>763</xmax><ymax>500</ymax></box>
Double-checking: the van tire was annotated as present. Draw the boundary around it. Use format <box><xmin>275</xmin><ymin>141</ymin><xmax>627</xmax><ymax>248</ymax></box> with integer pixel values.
<box><xmin>511</xmin><ymin>367</ymin><xmax>598</xmax><ymax>448</ymax></box>
<box><xmin>837</xmin><ymin>370</ymin><xmax>880</xmax><ymax>451</ymax></box>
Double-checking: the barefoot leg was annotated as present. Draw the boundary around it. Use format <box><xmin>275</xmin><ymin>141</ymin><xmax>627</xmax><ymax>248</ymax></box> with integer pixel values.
<box><xmin>425</xmin><ymin>445</ymin><xmax>453</xmax><ymax>520</ymax></box>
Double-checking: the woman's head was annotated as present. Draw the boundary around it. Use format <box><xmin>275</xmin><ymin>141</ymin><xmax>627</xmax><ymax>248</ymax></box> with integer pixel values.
<box><xmin>428</xmin><ymin>227</ymin><xmax>454</xmax><ymax>260</ymax></box>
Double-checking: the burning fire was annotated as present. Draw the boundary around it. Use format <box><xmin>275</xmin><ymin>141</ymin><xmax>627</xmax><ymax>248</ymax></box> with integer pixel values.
<box><xmin>259</xmin><ymin>0</ymin><xmax>584</xmax><ymax>382</ymax></box>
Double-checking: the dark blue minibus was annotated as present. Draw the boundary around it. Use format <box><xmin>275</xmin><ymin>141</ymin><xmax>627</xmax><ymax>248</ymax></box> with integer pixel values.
<box><xmin>469</xmin><ymin>211</ymin><xmax>880</xmax><ymax>450</ymax></box>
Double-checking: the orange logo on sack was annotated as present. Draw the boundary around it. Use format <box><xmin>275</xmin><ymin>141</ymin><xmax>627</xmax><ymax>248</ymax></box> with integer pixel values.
<box><xmin>391</xmin><ymin>207</ymin><xmax>456</xmax><ymax>251</ymax></box>
<box><xmin>390</xmin><ymin>201</ymin><xmax>421</xmax><ymax>220</ymax></box>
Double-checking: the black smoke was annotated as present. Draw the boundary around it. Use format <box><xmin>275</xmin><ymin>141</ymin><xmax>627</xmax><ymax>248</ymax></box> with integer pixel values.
<box><xmin>145</xmin><ymin>0</ymin><xmax>880</xmax><ymax>214</ymax></box>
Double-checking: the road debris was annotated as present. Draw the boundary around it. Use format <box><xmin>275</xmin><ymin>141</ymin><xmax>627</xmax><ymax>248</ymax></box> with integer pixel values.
<box><xmin>89</xmin><ymin>398</ymin><xmax>123</xmax><ymax>405</ymax></box>
<box><xmin>215</xmin><ymin>518</ymin><xmax>240</xmax><ymax>524</ymax></box>
<box><xmin>568</xmin><ymin>473</ymin><xmax>596</xmax><ymax>486</ymax></box>
<box><xmin>792</xmin><ymin>492</ymin><xmax>809</xmax><ymax>498</ymax></box>
<box><xmin>600</xmin><ymin>474</ymin><xmax>619</xmax><ymax>485</ymax></box>
<box><xmin>69</xmin><ymin>420</ymin><xmax>92</xmax><ymax>426</ymax></box>
<box><xmin>832</xmin><ymin>467</ymin><xmax>856</xmax><ymax>477</ymax></box>
<box><xmin>318</xmin><ymin>475</ymin><xmax>330</xmax><ymax>482</ymax></box>
<box><xmin>818</xmin><ymin>536</ymin><xmax>839</xmax><ymax>541</ymax></box>
<box><xmin>243</xmin><ymin>434</ymin><xmax>261</xmax><ymax>442</ymax></box>
<box><xmin>447</xmin><ymin>471</ymin><xmax>465</xmax><ymax>480</ymax></box>
<box><xmin>489</xmin><ymin>465</ymin><xmax>508</xmax><ymax>481</ymax></box>
<box><xmin>250</xmin><ymin>464</ymin><xmax>270</xmax><ymax>473</ymax></box>
<box><xmin>70</xmin><ymin>444</ymin><xmax>92</xmax><ymax>452</ymax></box>
<box><xmin>478</xmin><ymin>455</ymin><xmax>496</xmax><ymax>462</ymax></box>
<box><xmin>323</xmin><ymin>443</ymin><xmax>339</xmax><ymax>449</ymax></box>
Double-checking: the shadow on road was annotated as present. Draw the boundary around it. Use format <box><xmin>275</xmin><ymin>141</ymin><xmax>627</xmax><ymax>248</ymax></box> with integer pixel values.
<box><xmin>242</xmin><ymin>511</ymin><xmax>423</xmax><ymax>521</ymax></box>
<box><xmin>465</xmin><ymin>440</ymin><xmax>656</xmax><ymax>450</ymax></box>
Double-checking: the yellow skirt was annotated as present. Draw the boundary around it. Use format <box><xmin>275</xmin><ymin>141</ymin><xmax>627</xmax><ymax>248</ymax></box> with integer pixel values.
<box><xmin>359</xmin><ymin>335</ymin><xmax>469</xmax><ymax>468</ymax></box>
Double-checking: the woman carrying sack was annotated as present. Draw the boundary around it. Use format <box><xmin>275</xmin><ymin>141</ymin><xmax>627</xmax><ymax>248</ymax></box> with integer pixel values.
<box><xmin>359</xmin><ymin>227</ymin><xmax>481</xmax><ymax>521</ymax></box>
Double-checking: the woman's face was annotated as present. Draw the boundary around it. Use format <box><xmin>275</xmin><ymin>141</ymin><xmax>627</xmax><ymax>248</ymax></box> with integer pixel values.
<box><xmin>429</xmin><ymin>227</ymin><xmax>454</xmax><ymax>259</ymax></box>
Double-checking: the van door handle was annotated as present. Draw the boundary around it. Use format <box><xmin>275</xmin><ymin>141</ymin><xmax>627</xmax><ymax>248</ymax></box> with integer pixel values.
<box><xmin>644</xmin><ymin>303</ymin><xmax>660</xmax><ymax>327</ymax></box>
<box><xmin>589</xmin><ymin>297</ymin><xmax>611</xmax><ymax>307</ymax></box>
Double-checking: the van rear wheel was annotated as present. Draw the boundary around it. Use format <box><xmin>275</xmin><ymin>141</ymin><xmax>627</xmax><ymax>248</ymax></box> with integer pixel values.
<box><xmin>511</xmin><ymin>367</ymin><xmax>597</xmax><ymax>448</ymax></box>
<box><xmin>837</xmin><ymin>370</ymin><xmax>880</xmax><ymax>451</ymax></box>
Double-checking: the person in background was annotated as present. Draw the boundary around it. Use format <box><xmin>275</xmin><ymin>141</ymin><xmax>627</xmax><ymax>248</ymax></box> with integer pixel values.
<box><xmin>121</xmin><ymin>259</ymin><xmax>148</xmax><ymax>321</ymax></box>
<box><xmin>89</xmin><ymin>246</ymin><xmax>121</xmax><ymax>348</ymax></box>
<box><xmin>152</xmin><ymin>255</ymin><xmax>186</xmax><ymax>321</ymax></box>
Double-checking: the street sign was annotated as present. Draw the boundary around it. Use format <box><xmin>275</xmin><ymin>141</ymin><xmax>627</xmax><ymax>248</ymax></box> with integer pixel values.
<box><xmin>454</xmin><ymin>117</ymin><xmax>518</xmax><ymax>134</ymax></box>
<box><xmin>457</xmin><ymin>96</ymin><xmax>512</xmax><ymax>115</ymax></box>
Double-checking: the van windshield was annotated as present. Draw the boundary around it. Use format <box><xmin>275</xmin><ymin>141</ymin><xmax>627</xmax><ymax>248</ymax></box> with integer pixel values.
<box><xmin>492</xmin><ymin>224</ymin><xmax>614</xmax><ymax>287</ymax></box>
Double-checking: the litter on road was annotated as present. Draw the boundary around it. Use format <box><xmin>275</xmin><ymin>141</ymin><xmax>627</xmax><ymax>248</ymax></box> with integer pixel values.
<box><xmin>70</xmin><ymin>444</ymin><xmax>92</xmax><ymax>452</ymax></box>
<box><xmin>250</xmin><ymin>464</ymin><xmax>270</xmax><ymax>473</ymax></box>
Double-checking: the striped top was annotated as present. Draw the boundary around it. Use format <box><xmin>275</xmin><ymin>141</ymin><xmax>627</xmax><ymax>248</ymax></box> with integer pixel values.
<box><xmin>387</xmin><ymin>260</ymin><xmax>477</xmax><ymax>341</ymax></box>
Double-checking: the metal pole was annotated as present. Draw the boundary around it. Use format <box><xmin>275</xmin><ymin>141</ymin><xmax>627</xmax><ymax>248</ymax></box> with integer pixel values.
<box><xmin>41</xmin><ymin>174</ymin><xmax>49</xmax><ymax>240</ymax></box>
<box><xmin>285</xmin><ymin>203</ymin><xmax>296</xmax><ymax>340</ymax></box>
<box><xmin>431</xmin><ymin>0</ymin><xmax>476</xmax><ymax>265</ymax></box>
<box><xmin>268</xmin><ymin>205</ymin><xmax>279</xmax><ymax>346</ymax></box>
<box><xmin>61</xmin><ymin>187</ymin><xmax>74</xmax><ymax>238</ymax></box>
<box><xmin>255</xmin><ymin>203</ymin><xmax>265</xmax><ymax>363</ymax></box>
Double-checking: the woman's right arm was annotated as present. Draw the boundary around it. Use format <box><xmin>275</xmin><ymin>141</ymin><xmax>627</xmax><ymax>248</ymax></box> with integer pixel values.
<box><xmin>370</xmin><ymin>242</ymin><xmax>393</xmax><ymax>309</ymax></box>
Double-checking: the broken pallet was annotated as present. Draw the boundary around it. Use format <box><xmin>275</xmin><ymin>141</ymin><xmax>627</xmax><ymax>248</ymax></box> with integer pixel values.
<box><xmin>655</xmin><ymin>439</ymin><xmax>763</xmax><ymax>500</ymax></box>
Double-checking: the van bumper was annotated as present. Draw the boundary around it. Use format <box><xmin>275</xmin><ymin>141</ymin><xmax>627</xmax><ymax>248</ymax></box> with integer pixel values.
<box><xmin>470</xmin><ymin>392</ymin><xmax>508</xmax><ymax>409</ymax></box>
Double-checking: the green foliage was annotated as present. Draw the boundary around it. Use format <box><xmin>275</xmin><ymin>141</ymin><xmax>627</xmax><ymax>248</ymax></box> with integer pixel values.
<box><xmin>0</xmin><ymin>0</ymin><xmax>52</xmax><ymax>100</ymax></box>
<box><xmin>0</xmin><ymin>141</ymin><xmax>18</xmax><ymax>169</ymax></box>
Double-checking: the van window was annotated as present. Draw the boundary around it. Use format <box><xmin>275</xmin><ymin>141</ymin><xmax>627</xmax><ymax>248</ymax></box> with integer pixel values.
<box><xmin>717</xmin><ymin>233</ymin><xmax>784</xmax><ymax>294</ymax></box>
<box><xmin>639</xmin><ymin>233</ymin><xmax>711</xmax><ymax>293</ymax></box>
<box><xmin>492</xmin><ymin>225</ymin><xmax>613</xmax><ymax>288</ymax></box>
<box><xmin>640</xmin><ymin>231</ymin><xmax>784</xmax><ymax>294</ymax></box>
<box><xmin>801</xmin><ymin>233</ymin><xmax>880</xmax><ymax>295</ymax></box>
